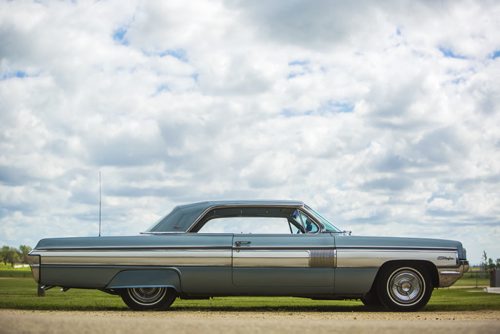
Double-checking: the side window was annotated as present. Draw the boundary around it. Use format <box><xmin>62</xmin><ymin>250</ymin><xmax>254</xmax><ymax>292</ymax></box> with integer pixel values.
<box><xmin>198</xmin><ymin>217</ymin><xmax>292</xmax><ymax>234</ymax></box>
<box><xmin>291</xmin><ymin>210</ymin><xmax>319</xmax><ymax>234</ymax></box>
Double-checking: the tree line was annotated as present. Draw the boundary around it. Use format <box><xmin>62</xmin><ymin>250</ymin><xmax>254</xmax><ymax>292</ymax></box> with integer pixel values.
<box><xmin>1</xmin><ymin>245</ymin><xmax>33</xmax><ymax>267</ymax></box>
<box><xmin>481</xmin><ymin>251</ymin><xmax>500</xmax><ymax>271</ymax></box>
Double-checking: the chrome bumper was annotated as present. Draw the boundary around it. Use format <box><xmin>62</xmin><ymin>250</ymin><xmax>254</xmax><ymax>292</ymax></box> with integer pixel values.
<box><xmin>438</xmin><ymin>260</ymin><xmax>469</xmax><ymax>287</ymax></box>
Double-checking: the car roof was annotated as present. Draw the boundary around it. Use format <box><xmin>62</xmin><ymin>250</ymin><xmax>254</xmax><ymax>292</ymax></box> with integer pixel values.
<box><xmin>147</xmin><ymin>200</ymin><xmax>305</xmax><ymax>233</ymax></box>
<box><xmin>178</xmin><ymin>200</ymin><xmax>305</xmax><ymax>209</ymax></box>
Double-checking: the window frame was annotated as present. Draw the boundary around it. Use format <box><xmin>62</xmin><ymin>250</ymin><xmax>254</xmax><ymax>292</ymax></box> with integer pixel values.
<box><xmin>191</xmin><ymin>206</ymin><xmax>320</xmax><ymax>235</ymax></box>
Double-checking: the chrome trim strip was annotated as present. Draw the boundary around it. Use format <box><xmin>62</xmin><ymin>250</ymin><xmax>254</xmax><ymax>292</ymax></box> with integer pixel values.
<box><xmin>337</xmin><ymin>249</ymin><xmax>458</xmax><ymax>268</ymax></box>
<box><xmin>39</xmin><ymin>247</ymin><xmax>337</xmax><ymax>269</ymax></box>
<box><xmin>37</xmin><ymin>250</ymin><xmax>231</xmax><ymax>267</ymax></box>
<box><xmin>233</xmin><ymin>250</ymin><xmax>310</xmax><ymax>267</ymax></box>
<box><xmin>440</xmin><ymin>270</ymin><xmax>462</xmax><ymax>275</ymax></box>
<box><xmin>108</xmin><ymin>284</ymin><xmax>177</xmax><ymax>289</ymax></box>
<box><xmin>232</xmin><ymin>247</ymin><xmax>335</xmax><ymax>250</ymax></box>
<box><xmin>140</xmin><ymin>232</ymin><xmax>184</xmax><ymax>235</ymax></box>
<box><xmin>233</xmin><ymin>249</ymin><xmax>337</xmax><ymax>268</ymax></box>
<box><xmin>33</xmin><ymin>245</ymin><xmax>462</xmax><ymax>273</ymax></box>
<box><xmin>336</xmin><ymin>246</ymin><xmax>457</xmax><ymax>251</ymax></box>
<box><xmin>33</xmin><ymin>246</ymin><xmax>232</xmax><ymax>251</ymax></box>
<box><xmin>33</xmin><ymin>245</ymin><xmax>336</xmax><ymax>252</ymax></box>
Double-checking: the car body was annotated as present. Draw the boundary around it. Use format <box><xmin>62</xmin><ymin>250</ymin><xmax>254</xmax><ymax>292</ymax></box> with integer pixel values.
<box><xmin>28</xmin><ymin>200</ymin><xmax>469</xmax><ymax>311</ymax></box>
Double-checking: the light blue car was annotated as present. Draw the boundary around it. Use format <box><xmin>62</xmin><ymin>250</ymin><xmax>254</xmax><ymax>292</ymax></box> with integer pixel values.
<box><xmin>28</xmin><ymin>200</ymin><xmax>469</xmax><ymax>311</ymax></box>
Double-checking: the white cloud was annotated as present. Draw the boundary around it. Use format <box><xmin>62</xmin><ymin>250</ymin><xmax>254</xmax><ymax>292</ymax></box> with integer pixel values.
<box><xmin>1</xmin><ymin>0</ymin><xmax>499</xmax><ymax>264</ymax></box>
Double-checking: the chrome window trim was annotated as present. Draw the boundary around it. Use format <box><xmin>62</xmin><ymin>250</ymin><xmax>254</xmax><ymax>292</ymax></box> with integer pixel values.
<box><xmin>185</xmin><ymin>204</ymin><xmax>308</xmax><ymax>233</ymax></box>
<box><xmin>301</xmin><ymin>207</ymin><xmax>327</xmax><ymax>232</ymax></box>
<box><xmin>143</xmin><ymin>202</ymin><xmax>327</xmax><ymax>234</ymax></box>
<box><xmin>292</xmin><ymin>208</ymin><xmax>322</xmax><ymax>235</ymax></box>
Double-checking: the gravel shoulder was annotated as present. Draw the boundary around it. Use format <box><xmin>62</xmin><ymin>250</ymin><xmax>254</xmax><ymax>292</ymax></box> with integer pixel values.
<box><xmin>1</xmin><ymin>309</ymin><xmax>500</xmax><ymax>334</ymax></box>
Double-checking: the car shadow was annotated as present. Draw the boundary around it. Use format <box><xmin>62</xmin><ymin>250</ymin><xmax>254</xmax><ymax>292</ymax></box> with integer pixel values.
<box><xmin>0</xmin><ymin>304</ymin><xmax>455</xmax><ymax>313</ymax></box>
<box><xmin>3</xmin><ymin>304</ymin><xmax>496</xmax><ymax>312</ymax></box>
<box><xmin>169</xmin><ymin>305</ymin><xmax>384</xmax><ymax>313</ymax></box>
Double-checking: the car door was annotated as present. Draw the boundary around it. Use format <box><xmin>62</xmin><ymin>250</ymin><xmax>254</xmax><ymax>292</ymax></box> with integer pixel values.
<box><xmin>195</xmin><ymin>206</ymin><xmax>336</xmax><ymax>294</ymax></box>
<box><xmin>232</xmin><ymin>232</ymin><xmax>335</xmax><ymax>294</ymax></box>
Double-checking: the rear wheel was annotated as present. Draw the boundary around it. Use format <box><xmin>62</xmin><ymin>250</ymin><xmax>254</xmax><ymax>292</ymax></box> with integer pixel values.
<box><xmin>376</xmin><ymin>264</ymin><xmax>433</xmax><ymax>312</ymax></box>
<box><xmin>120</xmin><ymin>287</ymin><xmax>176</xmax><ymax>310</ymax></box>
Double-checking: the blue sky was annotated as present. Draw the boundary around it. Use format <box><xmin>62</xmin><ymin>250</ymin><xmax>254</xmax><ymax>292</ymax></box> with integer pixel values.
<box><xmin>0</xmin><ymin>0</ymin><xmax>499</xmax><ymax>263</ymax></box>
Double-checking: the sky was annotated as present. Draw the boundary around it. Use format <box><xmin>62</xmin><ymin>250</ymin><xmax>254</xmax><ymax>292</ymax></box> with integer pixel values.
<box><xmin>1</xmin><ymin>0</ymin><xmax>499</xmax><ymax>264</ymax></box>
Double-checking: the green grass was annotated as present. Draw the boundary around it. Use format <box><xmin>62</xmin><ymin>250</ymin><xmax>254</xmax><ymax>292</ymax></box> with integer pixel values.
<box><xmin>0</xmin><ymin>263</ymin><xmax>32</xmax><ymax>278</ymax></box>
<box><xmin>452</xmin><ymin>276</ymin><xmax>489</xmax><ymax>287</ymax></box>
<box><xmin>453</xmin><ymin>269</ymin><xmax>490</xmax><ymax>287</ymax></box>
<box><xmin>0</xmin><ymin>277</ymin><xmax>499</xmax><ymax>312</ymax></box>
<box><xmin>427</xmin><ymin>288</ymin><xmax>500</xmax><ymax>311</ymax></box>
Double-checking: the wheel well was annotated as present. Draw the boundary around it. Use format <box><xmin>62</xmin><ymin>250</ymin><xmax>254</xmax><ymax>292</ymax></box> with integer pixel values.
<box><xmin>367</xmin><ymin>260</ymin><xmax>439</xmax><ymax>294</ymax></box>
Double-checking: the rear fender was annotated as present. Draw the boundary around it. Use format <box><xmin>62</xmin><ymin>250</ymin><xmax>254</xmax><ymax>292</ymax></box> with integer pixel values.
<box><xmin>106</xmin><ymin>269</ymin><xmax>181</xmax><ymax>291</ymax></box>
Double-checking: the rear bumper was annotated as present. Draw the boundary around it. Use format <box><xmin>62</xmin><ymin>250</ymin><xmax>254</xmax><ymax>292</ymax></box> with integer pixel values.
<box><xmin>438</xmin><ymin>260</ymin><xmax>469</xmax><ymax>287</ymax></box>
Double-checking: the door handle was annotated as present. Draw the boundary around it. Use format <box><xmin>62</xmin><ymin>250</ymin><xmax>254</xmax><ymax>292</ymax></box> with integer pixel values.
<box><xmin>235</xmin><ymin>241</ymin><xmax>251</xmax><ymax>247</ymax></box>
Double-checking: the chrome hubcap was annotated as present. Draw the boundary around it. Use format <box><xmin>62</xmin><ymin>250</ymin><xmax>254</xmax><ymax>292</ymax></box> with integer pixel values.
<box><xmin>387</xmin><ymin>268</ymin><xmax>425</xmax><ymax>306</ymax></box>
<box><xmin>128</xmin><ymin>287</ymin><xmax>167</xmax><ymax>306</ymax></box>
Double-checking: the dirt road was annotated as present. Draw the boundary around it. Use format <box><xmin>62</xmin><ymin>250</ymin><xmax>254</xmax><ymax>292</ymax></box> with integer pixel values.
<box><xmin>1</xmin><ymin>309</ymin><xmax>499</xmax><ymax>334</ymax></box>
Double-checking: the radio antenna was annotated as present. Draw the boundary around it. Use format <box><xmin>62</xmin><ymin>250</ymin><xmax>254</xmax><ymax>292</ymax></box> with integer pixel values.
<box><xmin>99</xmin><ymin>171</ymin><xmax>102</xmax><ymax>237</ymax></box>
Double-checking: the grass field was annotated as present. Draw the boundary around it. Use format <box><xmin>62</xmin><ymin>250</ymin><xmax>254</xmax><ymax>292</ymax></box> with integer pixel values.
<box><xmin>0</xmin><ymin>263</ymin><xmax>33</xmax><ymax>278</ymax></box>
<box><xmin>0</xmin><ymin>269</ymin><xmax>498</xmax><ymax>311</ymax></box>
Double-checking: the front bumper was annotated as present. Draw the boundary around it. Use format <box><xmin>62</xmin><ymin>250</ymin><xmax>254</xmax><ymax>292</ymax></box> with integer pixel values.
<box><xmin>438</xmin><ymin>260</ymin><xmax>469</xmax><ymax>287</ymax></box>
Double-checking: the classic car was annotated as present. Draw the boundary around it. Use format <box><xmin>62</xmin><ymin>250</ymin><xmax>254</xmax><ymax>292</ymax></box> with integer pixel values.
<box><xmin>28</xmin><ymin>200</ymin><xmax>469</xmax><ymax>311</ymax></box>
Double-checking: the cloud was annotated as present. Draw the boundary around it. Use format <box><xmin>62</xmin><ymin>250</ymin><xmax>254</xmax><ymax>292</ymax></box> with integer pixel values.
<box><xmin>225</xmin><ymin>0</ymin><xmax>387</xmax><ymax>50</ymax></box>
<box><xmin>363</xmin><ymin>176</ymin><xmax>414</xmax><ymax>192</ymax></box>
<box><xmin>0</xmin><ymin>0</ymin><xmax>499</xmax><ymax>263</ymax></box>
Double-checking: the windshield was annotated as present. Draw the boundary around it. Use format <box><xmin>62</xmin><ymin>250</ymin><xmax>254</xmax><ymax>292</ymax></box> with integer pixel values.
<box><xmin>305</xmin><ymin>205</ymin><xmax>342</xmax><ymax>233</ymax></box>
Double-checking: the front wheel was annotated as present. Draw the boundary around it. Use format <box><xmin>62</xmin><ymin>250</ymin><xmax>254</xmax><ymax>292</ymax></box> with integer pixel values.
<box><xmin>376</xmin><ymin>264</ymin><xmax>433</xmax><ymax>312</ymax></box>
<box><xmin>120</xmin><ymin>287</ymin><xmax>177</xmax><ymax>310</ymax></box>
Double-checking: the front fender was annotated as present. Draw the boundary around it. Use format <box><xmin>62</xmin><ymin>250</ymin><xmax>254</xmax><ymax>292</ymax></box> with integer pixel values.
<box><xmin>106</xmin><ymin>269</ymin><xmax>181</xmax><ymax>291</ymax></box>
